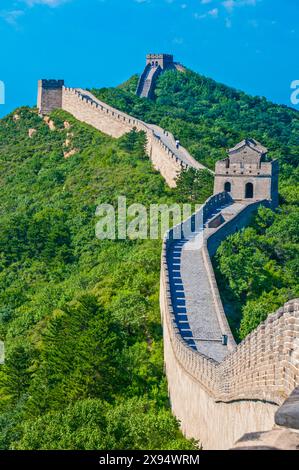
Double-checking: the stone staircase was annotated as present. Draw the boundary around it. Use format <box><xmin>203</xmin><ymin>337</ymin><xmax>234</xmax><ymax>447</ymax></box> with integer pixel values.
<box><xmin>166</xmin><ymin>196</ymin><xmax>236</xmax><ymax>362</ymax></box>
<box><xmin>161</xmin><ymin>191</ymin><xmax>299</xmax><ymax>448</ymax></box>
<box><xmin>136</xmin><ymin>65</ymin><xmax>162</xmax><ymax>99</ymax></box>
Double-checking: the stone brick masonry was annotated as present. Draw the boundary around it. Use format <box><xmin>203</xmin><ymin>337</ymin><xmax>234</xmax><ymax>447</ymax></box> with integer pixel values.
<box><xmin>36</xmin><ymin>78</ymin><xmax>298</xmax><ymax>449</ymax></box>
<box><xmin>60</xmin><ymin>87</ymin><xmax>205</xmax><ymax>186</ymax></box>
<box><xmin>37</xmin><ymin>80</ymin><xmax>205</xmax><ymax>186</ymax></box>
<box><xmin>160</xmin><ymin>193</ymin><xmax>299</xmax><ymax>449</ymax></box>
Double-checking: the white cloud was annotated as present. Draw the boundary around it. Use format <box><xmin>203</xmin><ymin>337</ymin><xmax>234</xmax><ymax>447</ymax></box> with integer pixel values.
<box><xmin>194</xmin><ymin>7</ymin><xmax>219</xmax><ymax>20</ymax></box>
<box><xmin>0</xmin><ymin>9</ymin><xmax>24</xmax><ymax>26</ymax></box>
<box><xmin>222</xmin><ymin>0</ymin><xmax>258</xmax><ymax>13</ymax></box>
<box><xmin>21</xmin><ymin>0</ymin><xmax>69</xmax><ymax>6</ymax></box>
<box><xmin>208</xmin><ymin>7</ymin><xmax>219</xmax><ymax>17</ymax></box>
<box><xmin>222</xmin><ymin>0</ymin><xmax>235</xmax><ymax>12</ymax></box>
<box><xmin>194</xmin><ymin>12</ymin><xmax>206</xmax><ymax>20</ymax></box>
<box><xmin>1</xmin><ymin>0</ymin><xmax>70</xmax><ymax>27</ymax></box>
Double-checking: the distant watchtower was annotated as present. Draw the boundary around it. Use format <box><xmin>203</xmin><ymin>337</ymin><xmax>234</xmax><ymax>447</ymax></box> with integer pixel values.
<box><xmin>37</xmin><ymin>79</ymin><xmax>64</xmax><ymax>115</ymax></box>
<box><xmin>136</xmin><ymin>53</ymin><xmax>179</xmax><ymax>99</ymax></box>
<box><xmin>146</xmin><ymin>54</ymin><xmax>174</xmax><ymax>70</ymax></box>
<box><xmin>214</xmin><ymin>138</ymin><xmax>279</xmax><ymax>208</ymax></box>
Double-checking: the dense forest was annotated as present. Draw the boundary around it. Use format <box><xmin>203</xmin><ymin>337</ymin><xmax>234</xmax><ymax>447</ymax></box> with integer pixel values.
<box><xmin>0</xmin><ymin>108</ymin><xmax>196</xmax><ymax>449</ymax></box>
<box><xmin>0</xmin><ymin>68</ymin><xmax>298</xmax><ymax>449</ymax></box>
<box><xmin>92</xmin><ymin>69</ymin><xmax>299</xmax><ymax>341</ymax></box>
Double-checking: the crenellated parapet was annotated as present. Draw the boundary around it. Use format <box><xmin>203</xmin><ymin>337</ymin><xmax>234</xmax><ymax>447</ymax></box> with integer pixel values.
<box><xmin>136</xmin><ymin>53</ymin><xmax>183</xmax><ymax>99</ymax></box>
<box><xmin>146</xmin><ymin>54</ymin><xmax>174</xmax><ymax>69</ymax></box>
<box><xmin>160</xmin><ymin>191</ymin><xmax>298</xmax><ymax>449</ymax></box>
<box><xmin>214</xmin><ymin>138</ymin><xmax>279</xmax><ymax>207</ymax></box>
<box><xmin>36</xmin><ymin>81</ymin><xmax>204</xmax><ymax>186</ymax></box>
<box><xmin>37</xmin><ymin>78</ymin><xmax>205</xmax><ymax>186</ymax></box>
<box><xmin>36</xmin><ymin>76</ymin><xmax>298</xmax><ymax>448</ymax></box>
<box><xmin>61</xmin><ymin>87</ymin><xmax>190</xmax><ymax>185</ymax></box>
<box><xmin>37</xmin><ymin>79</ymin><xmax>64</xmax><ymax>116</ymax></box>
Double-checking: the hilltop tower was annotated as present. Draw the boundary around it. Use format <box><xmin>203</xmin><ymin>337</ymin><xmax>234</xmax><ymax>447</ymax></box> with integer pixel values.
<box><xmin>136</xmin><ymin>53</ymin><xmax>180</xmax><ymax>99</ymax></box>
<box><xmin>146</xmin><ymin>53</ymin><xmax>174</xmax><ymax>69</ymax></box>
<box><xmin>214</xmin><ymin>138</ymin><xmax>279</xmax><ymax>207</ymax></box>
<box><xmin>37</xmin><ymin>79</ymin><xmax>64</xmax><ymax>115</ymax></box>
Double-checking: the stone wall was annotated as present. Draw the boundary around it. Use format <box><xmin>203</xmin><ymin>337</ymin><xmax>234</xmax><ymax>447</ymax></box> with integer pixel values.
<box><xmin>160</xmin><ymin>195</ymin><xmax>299</xmax><ymax>449</ymax></box>
<box><xmin>214</xmin><ymin>159</ymin><xmax>279</xmax><ymax>208</ymax></box>
<box><xmin>38</xmin><ymin>80</ymin><xmax>64</xmax><ymax>115</ymax></box>
<box><xmin>136</xmin><ymin>63</ymin><xmax>151</xmax><ymax>97</ymax></box>
<box><xmin>37</xmin><ymin>79</ymin><xmax>298</xmax><ymax>449</ymax></box>
<box><xmin>146</xmin><ymin>54</ymin><xmax>174</xmax><ymax>69</ymax></box>
<box><xmin>232</xmin><ymin>387</ymin><xmax>299</xmax><ymax>450</ymax></box>
<box><xmin>62</xmin><ymin>87</ymin><xmax>184</xmax><ymax>187</ymax></box>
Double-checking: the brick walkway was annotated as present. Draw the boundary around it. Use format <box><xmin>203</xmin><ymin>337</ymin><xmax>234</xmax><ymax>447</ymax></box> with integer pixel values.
<box><xmin>167</xmin><ymin>202</ymin><xmax>244</xmax><ymax>362</ymax></box>
<box><xmin>76</xmin><ymin>88</ymin><xmax>206</xmax><ymax>171</ymax></box>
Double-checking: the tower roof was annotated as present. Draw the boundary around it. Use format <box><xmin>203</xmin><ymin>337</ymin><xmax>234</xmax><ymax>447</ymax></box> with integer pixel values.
<box><xmin>228</xmin><ymin>138</ymin><xmax>268</xmax><ymax>164</ymax></box>
<box><xmin>229</xmin><ymin>138</ymin><xmax>268</xmax><ymax>156</ymax></box>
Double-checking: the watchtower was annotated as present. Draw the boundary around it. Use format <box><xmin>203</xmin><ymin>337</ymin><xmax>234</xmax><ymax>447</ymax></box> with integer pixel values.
<box><xmin>37</xmin><ymin>79</ymin><xmax>64</xmax><ymax>115</ymax></box>
<box><xmin>214</xmin><ymin>138</ymin><xmax>279</xmax><ymax>208</ymax></box>
<box><xmin>146</xmin><ymin>54</ymin><xmax>174</xmax><ymax>70</ymax></box>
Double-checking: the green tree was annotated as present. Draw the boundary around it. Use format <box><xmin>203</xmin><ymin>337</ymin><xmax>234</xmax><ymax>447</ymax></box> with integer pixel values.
<box><xmin>175</xmin><ymin>168</ymin><xmax>213</xmax><ymax>203</ymax></box>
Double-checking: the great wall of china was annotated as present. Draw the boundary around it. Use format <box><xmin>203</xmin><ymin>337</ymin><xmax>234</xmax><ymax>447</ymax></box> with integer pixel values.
<box><xmin>161</xmin><ymin>195</ymin><xmax>299</xmax><ymax>449</ymax></box>
<box><xmin>37</xmin><ymin>79</ymin><xmax>204</xmax><ymax>187</ymax></box>
<box><xmin>37</xmin><ymin>72</ymin><xmax>299</xmax><ymax>450</ymax></box>
<box><xmin>136</xmin><ymin>53</ymin><xmax>183</xmax><ymax>99</ymax></box>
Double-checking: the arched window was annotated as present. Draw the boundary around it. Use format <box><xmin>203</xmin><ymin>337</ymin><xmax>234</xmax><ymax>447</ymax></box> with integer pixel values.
<box><xmin>224</xmin><ymin>182</ymin><xmax>231</xmax><ymax>192</ymax></box>
<box><xmin>245</xmin><ymin>182</ymin><xmax>254</xmax><ymax>199</ymax></box>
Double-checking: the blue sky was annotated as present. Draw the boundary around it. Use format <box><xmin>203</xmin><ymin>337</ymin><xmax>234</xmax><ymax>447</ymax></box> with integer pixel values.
<box><xmin>0</xmin><ymin>0</ymin><xmax>298</xmax><ymax>117</ymax></box>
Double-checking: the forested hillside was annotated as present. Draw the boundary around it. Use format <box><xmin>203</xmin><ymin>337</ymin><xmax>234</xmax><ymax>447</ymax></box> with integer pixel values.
<box><xmin>0</xmin><ymin>68</ymin><xmax>298</xmax><ymax>449</ymax></box>
<box><xmin>92</xmin><ymin>70</ymin><xmax>299</xmax><ymax>170</ymax></box>
<box><xmin>0</xmin><ymin>108</ymin><xmax>196</xmax><ymax>450</ymax></box>
<box><xmin>92</xmin><ymin>68</ymin><xmax>299</xmax><ymax>340</ymax></box>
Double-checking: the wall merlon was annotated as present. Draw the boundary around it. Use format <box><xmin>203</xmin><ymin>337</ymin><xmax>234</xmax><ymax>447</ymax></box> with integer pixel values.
<box><xmin>46</xmin><ymin>85</ymin><xmax>190</xmax><ymax>186</ymax></box>
<box><xmin>161</xmin><ymin>187</ymin><xmax>298</xmax><ymax>447</ymax></box>
<box><xmin>37</xmin><ymin>78</ymin><xmax>297</xmax><ymax>450</ymax></box>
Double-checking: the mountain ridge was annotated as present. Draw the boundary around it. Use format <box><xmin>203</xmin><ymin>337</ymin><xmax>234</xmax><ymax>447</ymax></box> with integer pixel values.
<box><xmin>92</xmin><ymin>68</ymin><xmax>299</xmax><ymax>170</ymax></box>
<box><xmin>0</xmin><ymin>67</ymin><xmax>297</xmax><ymax>449</ymax></box>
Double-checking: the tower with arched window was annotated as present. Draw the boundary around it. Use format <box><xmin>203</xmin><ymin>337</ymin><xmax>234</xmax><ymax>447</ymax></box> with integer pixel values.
<box><xmin>145</xmin><ymin>54</ymin><xmax>174</xmax><ymax>69</ymax></box>
<box><xmin>136</xmin><ymin>54</ymin><xmax>183</xmax><ymax>99</ymax></box>
<box><xmin>213</xmin><ymin>139</ymin><xmax>279</xmax><ymax>208</ymax></box>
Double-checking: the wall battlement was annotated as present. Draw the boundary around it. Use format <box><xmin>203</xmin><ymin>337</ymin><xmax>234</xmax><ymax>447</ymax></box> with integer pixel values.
<box><xmin>39</xmin><ymin>79</ymin><xmax>64</xmax><ymax>89</ymax></box>
<box><xmin>37</xmin><ymin>79</ymin><xmax>64</xmax><ymax>115</ymax></box>
<box><xmin>215</xmin><ymin>158</ymin><xmax>278</xmax><ymax>175</ymax></box>
<box><xmin>146</xmin><ymin>53</ymin><xmax>174</xmax><ymax>69</ymax></box>
<box><xmin>137</xmin><ymin>53</ymin><xmax>181</xmax><ymax>99</ymax></box>
<box><xmin>61</xmin><ymin>87</ymin><xmax>189</xmax><ymax>185</ymax></box>
<box><xmin>38</xmin><ymin>80</ymin><xmax>204</xmax><ymax>185</ymax></box>
<box><xmin>38</xmin><ymin>79</ymin><xmax>204</xmax><ymax>187</ymax></box>
<box><xmin>36</xmin><ymin>77</ymin><xmax>298</xmax><ymax>448</ymax></box>
<box><xmin>214</xmin><ymin>139</ymin><xmax>279</xmax><ymax>207</ymax></box>
<box><xmin>160</xmin><ymin>193</ymin><xmax>298</xmax><ymax>449</ymax></box>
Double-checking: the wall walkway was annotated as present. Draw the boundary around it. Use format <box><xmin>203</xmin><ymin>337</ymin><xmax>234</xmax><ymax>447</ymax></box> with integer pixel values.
<box><xmin>62</xmin><ymin>87</ymin><xmax>205</xmax><ymax>187</ymax></box>
<box><xmin>48</xmin><ymin>84</ymin><xmax>299</xmax><ymax>449</ymax></box>
<box><xmin>161</xmin><ymin>193</ymin><xmax>299</xmax><ymax>448</ymax></box>
<box><xmin>136</xmin><ymin>65</ymin><xmax>162</xmax><ymax>99</ymax></box>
